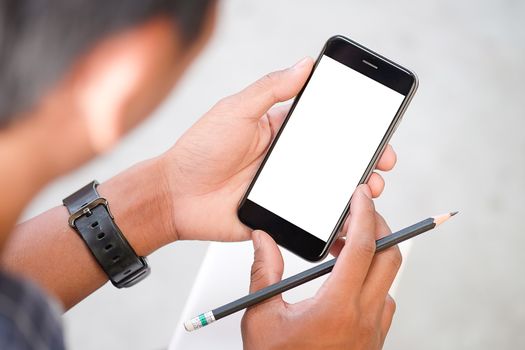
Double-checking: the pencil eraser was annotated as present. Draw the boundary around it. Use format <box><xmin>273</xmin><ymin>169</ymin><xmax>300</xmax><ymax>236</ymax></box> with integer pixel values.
<box><xmin>184</xmin><ymin>319</ymin><xmax>196</xmax><ymax>332</ymax></box>
<box><xmin>184</xmin><ymin>311</ymin><xmax>216</xmax><ymax>332</ymax></box>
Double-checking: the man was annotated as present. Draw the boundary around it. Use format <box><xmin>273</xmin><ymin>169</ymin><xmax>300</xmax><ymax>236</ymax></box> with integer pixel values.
<box><xmin>0</xmin><ymin>1</ymin><xmax>402</xmax><ymax>349</ymax></box>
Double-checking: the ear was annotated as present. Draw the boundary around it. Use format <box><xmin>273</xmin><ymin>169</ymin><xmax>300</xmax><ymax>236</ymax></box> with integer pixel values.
<box><xmin>70</xmin><ymin>17</ymin><xmax>183</xmax><ymax>153</ymax></box>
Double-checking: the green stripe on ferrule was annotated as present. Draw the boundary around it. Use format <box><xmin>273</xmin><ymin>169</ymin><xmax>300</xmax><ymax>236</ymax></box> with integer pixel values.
<box><xmin>199</xmin><ymin>314</ymin><xmax>208</xmax><ymax>326</ymax></box>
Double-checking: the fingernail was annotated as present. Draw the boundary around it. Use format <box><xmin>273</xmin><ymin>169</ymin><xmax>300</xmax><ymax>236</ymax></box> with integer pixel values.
<box><xmin>291</xmin><ymin>57</ymin><xmax>310</xmax><ymax>70</ymax></box>
<box><xmin>252</xmin><ymin>231</ymin><xmax>261</xmax><ymax>250</ymax></box>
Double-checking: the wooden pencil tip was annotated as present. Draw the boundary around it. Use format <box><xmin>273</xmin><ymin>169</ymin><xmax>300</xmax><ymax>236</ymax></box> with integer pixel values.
<box><xmin>433</xmin><ymin>211</ymin><xmax>459</xmax><ymax>226</ymax></box>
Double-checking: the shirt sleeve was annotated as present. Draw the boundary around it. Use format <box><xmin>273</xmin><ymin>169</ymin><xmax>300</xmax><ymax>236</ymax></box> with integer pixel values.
<box><xmin>0</xmin><ymin>271</ymin><xmax>65</xmax><ymax>350</ymax></box>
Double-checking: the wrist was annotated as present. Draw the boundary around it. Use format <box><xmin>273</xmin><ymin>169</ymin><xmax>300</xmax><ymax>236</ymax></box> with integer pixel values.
<box><xmin>97</xmin><ymin>157</ymin><xmax>177</xmax><ymax>256</ymax></box>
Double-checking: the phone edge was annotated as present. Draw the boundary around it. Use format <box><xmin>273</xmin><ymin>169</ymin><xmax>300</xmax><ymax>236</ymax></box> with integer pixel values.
<box><xmin>238</xmin><ymin>35</ymin><xmax>419</xmax><ymax>262</ymax></box>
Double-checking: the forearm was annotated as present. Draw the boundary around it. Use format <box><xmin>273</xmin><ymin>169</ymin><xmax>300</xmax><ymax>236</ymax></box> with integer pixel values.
<box><xmin>0</xmin><ymin>157</ymin><xmax>175</xmax><ymax>310</ymax></box>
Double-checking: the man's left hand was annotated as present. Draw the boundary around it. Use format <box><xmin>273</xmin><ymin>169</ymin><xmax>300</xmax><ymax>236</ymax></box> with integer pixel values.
<box><xmin>157</xmin><ymin>57</ymin><xmax>397</xmax><ymax>243</ymax></box>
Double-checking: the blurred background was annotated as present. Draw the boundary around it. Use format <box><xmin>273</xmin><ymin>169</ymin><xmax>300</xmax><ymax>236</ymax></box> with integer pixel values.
<box><xmin>21</xmin><ymin>0</ymin><xmax>524</xmax><ymax>349</ymax></box>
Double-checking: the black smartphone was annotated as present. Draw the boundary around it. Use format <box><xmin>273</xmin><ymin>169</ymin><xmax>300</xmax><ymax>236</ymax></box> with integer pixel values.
<box><xmin>238</xmin><ymin>35</ymin><xmax>418</xmax><ymax>261</ymax></box>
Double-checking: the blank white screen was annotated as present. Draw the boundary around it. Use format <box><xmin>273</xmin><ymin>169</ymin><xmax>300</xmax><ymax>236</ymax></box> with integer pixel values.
<box><xmin>248</xmin><ymin>55</ymin><xmax>404</xmax><ymax>242</ymax></box>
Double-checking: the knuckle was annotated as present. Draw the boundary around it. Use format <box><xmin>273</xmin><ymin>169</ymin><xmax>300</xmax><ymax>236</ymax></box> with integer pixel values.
<box><xmin>240</xmin><ymin>312</ymin><xmax>250</xmax><ymax>329</ymax></box>
<box><xmin>250</xmin><ymin>262</ymin><xmax>267</xmax><ymax>287</ymax></box>
<box><xmin>363</xmin><ymin>198</ymin><xmax>376</xmax><ymax>215</ymax></box>
<box><xmin>359</xmin><ymin>317</ymin><xmax>379</xmax><ymax>339</ymax></box>
<box><xmin>213</xmin><ymin>95</ymin><xmax>236</xmax><ymax>112</ymax></box>
<box><xmin>354</xmin><ymin>194</ymin><xmax>376</xmax><ymax>218</ymax></box>
<box><xmin>375</xmin><ymin>212</ymin><xmax>391</xmax><ymax>233</ymax></box>
<box><xmin>241</xmin><ymin>312</ymin><xmax>258</xmax><ymax>341</ymax></box>
<box><xmin>385</xmin><ymin>295</ymin><xmax>397</xmax><ymax>315</ymax></box>
<box><xmin>345</xmin><ymin>300</ymin><xmax>361</xmax><ymax>324</ymax></box>
<box><xmin>385</xmin><ymin>247</ymin><xmax>403</xmax><ymax>270</ymax></box>
<box><xmin>393</xmin><ymin>247</ymin><xmax>403</xmax><ymax>267</ymax></box>
<box><xmin>254</xmin><ymin>73</ymin><xmax>273</xmax><ymax>92</ymax></box>
<box><xmin>256</xmin><ymin>71</ymin><xmax>281</xmax><ymax>99</ymax></box>
<box><xmin>261</xmin><ymin>71</ymin><xmax>279</xmax><ymax>85</ymax></box>
<box><xmin>356</xmin><ymin>237</ymin><xmax>376</xmax><ymax>257</ymax></box>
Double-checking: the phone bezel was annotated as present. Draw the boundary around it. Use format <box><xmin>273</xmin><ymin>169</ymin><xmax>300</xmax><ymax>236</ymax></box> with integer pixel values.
<box><xmin>237</xmin><ymin>35</ymin><xmax>418</xmax><ymax>262</ymax></box>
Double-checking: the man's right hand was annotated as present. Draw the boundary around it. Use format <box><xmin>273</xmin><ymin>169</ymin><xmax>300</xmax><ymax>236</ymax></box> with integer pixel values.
<box><xmin>241</xmin><ymin>185</ymin><xmax>402</xmax><ymax>349</ymax></box>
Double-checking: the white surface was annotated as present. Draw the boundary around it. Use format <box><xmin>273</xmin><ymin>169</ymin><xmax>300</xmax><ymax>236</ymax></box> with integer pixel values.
<box><xmin>249</xmin><ymin>55</ymin><xmax>404</xmax><ymax>241</ymax></box>
<box><xmin>170</xmin><ymin>240</ymin><xmax>411</xmax><ymax>349</ymax></box>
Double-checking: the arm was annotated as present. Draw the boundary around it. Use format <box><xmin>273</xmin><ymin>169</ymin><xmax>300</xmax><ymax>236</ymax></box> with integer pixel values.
<box><xmin>1</xmin><ymin>58</ymin><xmax>396</xmax><ymax>311</ymax></box>
<box><xmin>0</xmin><ymin>158</ymin><xmax>174</xmax><ymax>309</ymax></box>
<box><xmin>0</xmin><ymin>59</ymin><xmax>316</xmax><ymax>309</ymax></box>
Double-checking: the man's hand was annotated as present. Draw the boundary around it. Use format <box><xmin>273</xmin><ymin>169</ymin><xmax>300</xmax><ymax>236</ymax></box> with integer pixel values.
<box><xmin>159</xmin><ymin>58</ymin><xmax>397</xmax><ymax>242</ymax></box>
<box><xmin>241</xmin><ymin>185</ymin><xmax>401</xmax><ymax>349</ymax></box>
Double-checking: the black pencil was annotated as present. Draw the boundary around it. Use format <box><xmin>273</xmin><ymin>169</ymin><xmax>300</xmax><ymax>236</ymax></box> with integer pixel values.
<box><xmin>184</xmin><ymin>211</ymin><xmax>458</xmax><ymax>332</ymax></box>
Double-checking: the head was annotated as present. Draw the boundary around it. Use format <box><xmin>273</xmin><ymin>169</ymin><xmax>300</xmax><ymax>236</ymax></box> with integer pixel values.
<box><xmin>0</xmin><ymin>0</ymin><xmax>217</xmax><ymax>182</ymax></box>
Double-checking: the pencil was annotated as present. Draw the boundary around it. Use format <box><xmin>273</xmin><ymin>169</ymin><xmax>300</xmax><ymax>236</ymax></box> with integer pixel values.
<box><xmin>184</xmin><ymin>211</ymin><xmax>458</xmax><ymax>332</ymax></box>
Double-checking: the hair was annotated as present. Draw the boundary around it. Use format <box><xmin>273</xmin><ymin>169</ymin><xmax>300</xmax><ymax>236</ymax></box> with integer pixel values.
<box><xmin>0</xmin><ymin>0</ymin><xmax>214</xmax><ymax>126</ymax></box>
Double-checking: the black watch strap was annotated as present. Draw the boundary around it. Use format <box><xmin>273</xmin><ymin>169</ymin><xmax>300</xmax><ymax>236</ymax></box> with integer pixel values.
<box><xmin>63</xmin><ymin>181</ymin><xmax>150</xmax><ymax>288</ymax></box>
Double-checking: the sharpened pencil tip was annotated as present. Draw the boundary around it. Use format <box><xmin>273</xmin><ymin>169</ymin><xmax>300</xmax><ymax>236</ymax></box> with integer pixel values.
<box><xmin>433</xmin><ymin>211</ymin><xmax>459</xmax><ymax>226</ymax></box>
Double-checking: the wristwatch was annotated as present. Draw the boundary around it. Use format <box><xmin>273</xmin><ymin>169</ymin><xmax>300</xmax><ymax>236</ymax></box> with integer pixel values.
<box><xmin>63</xmin><ymin>181</ymin><xmax>150</xmax><ymax>288</ymax></box>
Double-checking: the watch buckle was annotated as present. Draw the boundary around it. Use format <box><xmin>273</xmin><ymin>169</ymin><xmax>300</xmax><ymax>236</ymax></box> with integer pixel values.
<box><xmin>68</xmin><ymin>197</ymin><xmax>114</xmax><ymax>228</ymax></box>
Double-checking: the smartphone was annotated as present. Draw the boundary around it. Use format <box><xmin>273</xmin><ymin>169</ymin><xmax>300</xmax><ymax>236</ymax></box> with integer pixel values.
<box><xmin>238</xmin><ymin>35</ymin><xmax>418</xmax><ymax>261</ymax></box>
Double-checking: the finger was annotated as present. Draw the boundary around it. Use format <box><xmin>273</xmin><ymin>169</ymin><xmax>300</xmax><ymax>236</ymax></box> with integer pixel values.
<box><xmin>367</xmin><ymin>172</ymin><xmax>385</xmax><ymax>198</ymax></box>
<box><xmin>362</xmin><ymin>213</ymin><xmax>402</xmax><ymax>305</ymax></box>
<box><xmin>342</xmin><ymin>211</ymin><xmax>352</xmax><ymax>234</ymax></box>
<box><xmin>375</xmin><ymin>145</ymin><xmax>397</xmax><ymax>171</ymax></box>
<box><xmin>248</xmin><ymin>231</ymin><xmax>285</xmax><ymax>305</ymax></box>
<box><xmin>224</xmin><ymin>57</ymin><xmax>313</xmax><ymax>120</ymax></box>
<box><xmin>265</xmin><ymin>103</ymin><xmax>291</xmax><ymax>136</ymax></box>
<box><xmin>343</xmin><ymin>174</ymin><xmax>385</xmax><ymax>233</ymax></box>
<box><xmin>373</xmin><ymin>211</ymin><xmax>391</xmax><ymax>240</ymax></box>
<box><xmin>329</xmin><ymin>237</ymin><xmax>345</xmax><ymax>257</ymax></box>
<box><xmin>380</xmin><ymin>294</ymin><xmax>396</xmax><ymax>343</ymax></box>
<box><xmin>322</xmin><ymin>185</ymin><xmax>376</xmax><ymax>298</ymax></box>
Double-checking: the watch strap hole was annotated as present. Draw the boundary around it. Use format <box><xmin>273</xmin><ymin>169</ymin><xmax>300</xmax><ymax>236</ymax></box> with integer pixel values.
<box><xmin>63</xmin><ymin>181</ymin><xmax>150</xmax><ymax>288</ymax></box>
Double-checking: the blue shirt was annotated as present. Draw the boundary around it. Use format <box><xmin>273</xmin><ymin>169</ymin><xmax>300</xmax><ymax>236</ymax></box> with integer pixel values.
<box><xmin>0</xmin><ymin>271</ymin><xmax>65</xmax><ymax>350</ymax></box>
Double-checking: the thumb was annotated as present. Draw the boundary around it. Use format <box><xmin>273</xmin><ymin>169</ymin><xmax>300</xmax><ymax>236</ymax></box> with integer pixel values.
<box><xmin>249</xmin><ymin>230</ymin><xmax>285</xmax><ymax>295</ymax></box>
<box><xmin>228</xmin><ymin>57</ymin><xmax>313</xmax><ymax>121</ymax></box>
